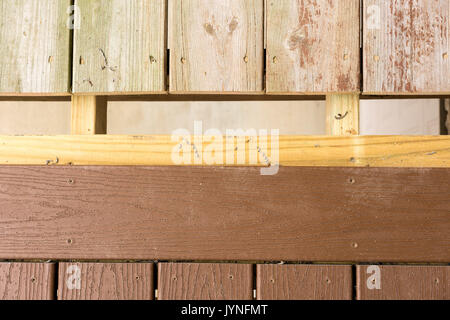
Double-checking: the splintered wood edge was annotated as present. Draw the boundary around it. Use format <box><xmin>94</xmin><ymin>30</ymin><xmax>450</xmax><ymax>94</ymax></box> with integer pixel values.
<box><xmin>0</xmin><ymin>135</ymin><xmax>448</xmax><ymax>167</ymax></box>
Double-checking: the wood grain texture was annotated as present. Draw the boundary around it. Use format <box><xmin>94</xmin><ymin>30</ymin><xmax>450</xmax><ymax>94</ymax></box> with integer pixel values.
<box><xmin>158</xmin><ymin>263</ymin><xmax>253</xmax><ymax>300</ymax></box>
<box><xmin>266</xmin><ymin>0</ymin><xmax>360</xmax><ymax>94</ymax></box>
<box><xmin>0</xmin><ymin>0</ymin><xmax>71</xmax><ymax>94</ymax></box>
<box><xmin>326</xmin><ymin>94</ymin><xmax>360</xmax><ymax>135</ymax></box>
<box><xmin>58</xmin><ymin>263</ymin><xmax>154</xmax><ymax>300</ymax></box>
<box><xmin>0</xmin><ymin>263</ymin><xmax>55</xmax><ymax>300</ymax></box>
<box><xmin>257</xmin><ymin>265</ymin><xmax>352</xmax><ymax>300</ymax></box>
<box><xmin>0</xmin><ymin>166</ymin><xmax>448</xmax><ymax>262</ymax></box>
<box><xmin>169</xmin><ymin>0</ymin><xmax>264</xmax><ymax>93</ymax></box>
<box><xmin>357</xmin><ymin>265</ymin><xmax>449</xmax><ymax>300</ymax></box>
<box><xmin>0</xmin><ymin>135</ymin><xmax>450</xmax><ymax>168</ymax></box>
<box><xmin>73</xmin><ymin>0</ymin><xmax>166</xmax><ymax>94</ymax></box>
<box><xmin>71</xmin><ymin>96</ymin><xmax>107</xmax><ymax>134</ymax></box>
<box><xmin>364</xmin><ymin>0</ymin><xmax>450</xmax><ymax>94</ymax></box>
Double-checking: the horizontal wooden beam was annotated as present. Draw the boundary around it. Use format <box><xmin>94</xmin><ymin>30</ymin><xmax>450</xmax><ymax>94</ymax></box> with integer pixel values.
<box><xmin>0</xmin><ymin>135</ymin><xmax>449</xmax><ymax>167</ymax></box>
<box><xmin>0</xmin><ymin>166</ymin><xmax>448</xmax><ymax>262</ymax></box>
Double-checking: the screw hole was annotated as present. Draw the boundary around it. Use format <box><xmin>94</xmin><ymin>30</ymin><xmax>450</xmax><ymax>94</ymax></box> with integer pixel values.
<box><xmin>349</xmin><ymin>178</ymin><xmax>356</xmax><ymax>184</ymax></box>
<box><xmin>67</xmin><ymin>239</ymin><xmax>73</xmax><ymax>244</ymax></box>
<box><xmin>31</xmin><ymin>277</ymin><xmax>36</xmax><ymax>283</ymax></box>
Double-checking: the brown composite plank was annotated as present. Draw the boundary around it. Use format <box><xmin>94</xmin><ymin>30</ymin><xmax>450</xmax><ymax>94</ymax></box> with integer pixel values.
<box><xmin>0</xmin><ymin>166</ymin><xmax>448</xmax><ymax>262</ymax></box>
<box><xmin>266</xmin><ymin>0</ymin><xmax>360</xmax><ymax>93</ymax></box>
<box><xmin>58</xmin><ymin>263</ymin><xmax>154</xmax><ymax>300</ymax></box>
<box><xmin>364</xmin><ymin>0</ymin><xmax>450</xmax><ymax>94</ymax></box>
<box><xmin>158</xmin><ymin>263</ymin><xmax>253</xmax><ymax>300</ymax></box>
<box><xmin>0</xmin><ymin>263</ymin><xmax>55</xmax><ymax>300</ymax></box>
<box><xmin>257</xmin><ymin>265</ymin><xmax>352</xmax><ymax>300</ymax></box>
<box><xmin>357</xmin><ymin>265</ymin><xmax>449</xmax><ymax>300</ymax></box>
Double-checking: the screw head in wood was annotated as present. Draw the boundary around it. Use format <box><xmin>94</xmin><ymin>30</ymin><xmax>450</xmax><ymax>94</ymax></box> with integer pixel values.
<box><xmin>243</xmin><ymin>55</ymin><xmax>249</xmax><ymax>63</ymax></box>
<box><xmin>273</xmin><ymin>56</ymin><xmax>278</xmax><ymax>64</ymax></box>
<box><xmin>180</xmin><ymin>57</ymin><xmax>186</xmax><ymax>64</ymax></box>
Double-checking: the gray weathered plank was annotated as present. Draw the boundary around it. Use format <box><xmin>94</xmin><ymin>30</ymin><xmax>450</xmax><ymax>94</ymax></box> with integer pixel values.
<box><xmin>169</xmin><ymin>0</ymin><xmax>264</xmax><ymax>93</ymax></box>
<box><xmin>0</xmin><ymin>0</ymin><xmax>71</xmax><ymax>95</ymax></box>
<box><xmin>73</xmin><ymin>0</ymin><xmax>166</xmax><ymax>94</ymax></box>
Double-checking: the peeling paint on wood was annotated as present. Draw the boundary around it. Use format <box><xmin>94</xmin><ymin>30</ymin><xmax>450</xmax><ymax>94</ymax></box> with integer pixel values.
<box><xmin>266</xmin><ymin>0</ymin><xmax>360</xmax><ymax>93</ymax></box>
<box><xmin>364</xmin><ymin>0</ymin><xmax>450</xmax><ymax>94</ymax></box>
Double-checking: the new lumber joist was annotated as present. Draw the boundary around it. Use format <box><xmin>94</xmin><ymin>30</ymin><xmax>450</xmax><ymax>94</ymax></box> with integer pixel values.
<box><xmin>0</xmin><ymin>135</ymin><xmax>449</xmax><ymax>167</ymax></box>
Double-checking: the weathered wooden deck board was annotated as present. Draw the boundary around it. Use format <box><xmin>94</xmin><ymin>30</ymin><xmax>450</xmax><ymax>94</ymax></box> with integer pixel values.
<box><xmin>257</xmin><ymin>265</ymin><xmax>352</xmax><ymax>300</ymax></box>
<box><xmin>0</xmin><ymin>166</ymin><xmax>448</xmax><ymax>262</ymax></box>
<box><xmin>169</xmin><ymin>0</ymin><xmax>264</xmax><ymax>93</ymax></box>
<box><xmin>364</xmin><ymin>0</ymin><xmax>450</xmax><ymax>94</ymax></box>
<box><xmin>0</xmin><ymin>263</ymin><xmax>55</xmax><ymax>300</ymax></box>
<box><xmin>73</xmin><ymin>0</ymin><xmax>166</xmax><ymax>94</ymax></box>
<box><xmin>0</xmin><ymin>0</ymin><xmax>71</xmax><ymax>95</ymax></box>
<box><xmin>158</xmin><ymin>263</ymin><xmax>253</xmax><ymax>300</ymax></box>
<box><xmin>266</xmin><ymin>0</ymin><xmax>360</xmax><ymax>94</ymax></box>
<box><xmin>1</xmin><ymin>135</ymin><xmax>450</xmax><ymax>168</ymax></box>
<box><xmin>357</xmin><ymin>265</ymin><xmax>449</xmax><ymax>300</ymax></box>
<box><xmin>58</xmin><ymin>263</ymin><xmax>154</xmax><ymax>300</ymax></box>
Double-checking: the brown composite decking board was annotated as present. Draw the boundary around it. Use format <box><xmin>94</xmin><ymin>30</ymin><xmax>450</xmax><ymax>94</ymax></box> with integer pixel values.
<box><xmin>169</xmin><ymin>0</ymin><xmax>264</xmax><ymax>93</ymax></box>
<box><xmin>158</xmin><ymin>263</ymin><xmax>253</xmax><ymax>300</ymax></box>
<box><xmin>364</xmin><ymin>0</ymin><xmax>450</xmax><ymax>94</ymax></box>
<box><xmin>0</xmin><ymin>263</ymin><xmax>55</xmax><ymax>300</ymax></box>
<box><xmin>0</xmin><ymin>166</ymin><xmax>448</xmax><ymax>262</ymax></box>
<box><xmin>58</xmin><ymin>263</ymin><xmax>154</xmax><ymax>300</ymax></box>
<box><xmin>266</xmin><ymin>0</ymin><xmax>360</xmax><ymax>93</ymax></box>
<box><xmin>257</xmin><ymin>265</ymin><xmax>352</xmax><ymax>300</ymax></box>
<box><xmin>357</xmin><ymin>265</ymin><xmax>449</xmax><ymax>300</ymax></box>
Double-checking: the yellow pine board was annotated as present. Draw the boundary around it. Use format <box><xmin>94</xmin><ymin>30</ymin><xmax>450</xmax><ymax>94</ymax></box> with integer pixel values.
<box><xmin>0</xmin><ymin>135</ymin><xmax>449</xmax><ymax>167</ymax></box>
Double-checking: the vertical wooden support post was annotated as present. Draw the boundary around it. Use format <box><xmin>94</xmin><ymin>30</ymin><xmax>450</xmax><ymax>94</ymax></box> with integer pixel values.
<box><xmin>71</xmin><ymin>96</ymin><xmax>107</xmax><ymax>135</ymax></box>
<box><xmin>326</xmin><ymin>94</ymin><xmax>360</xmax><ymax>136</ymax></box>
